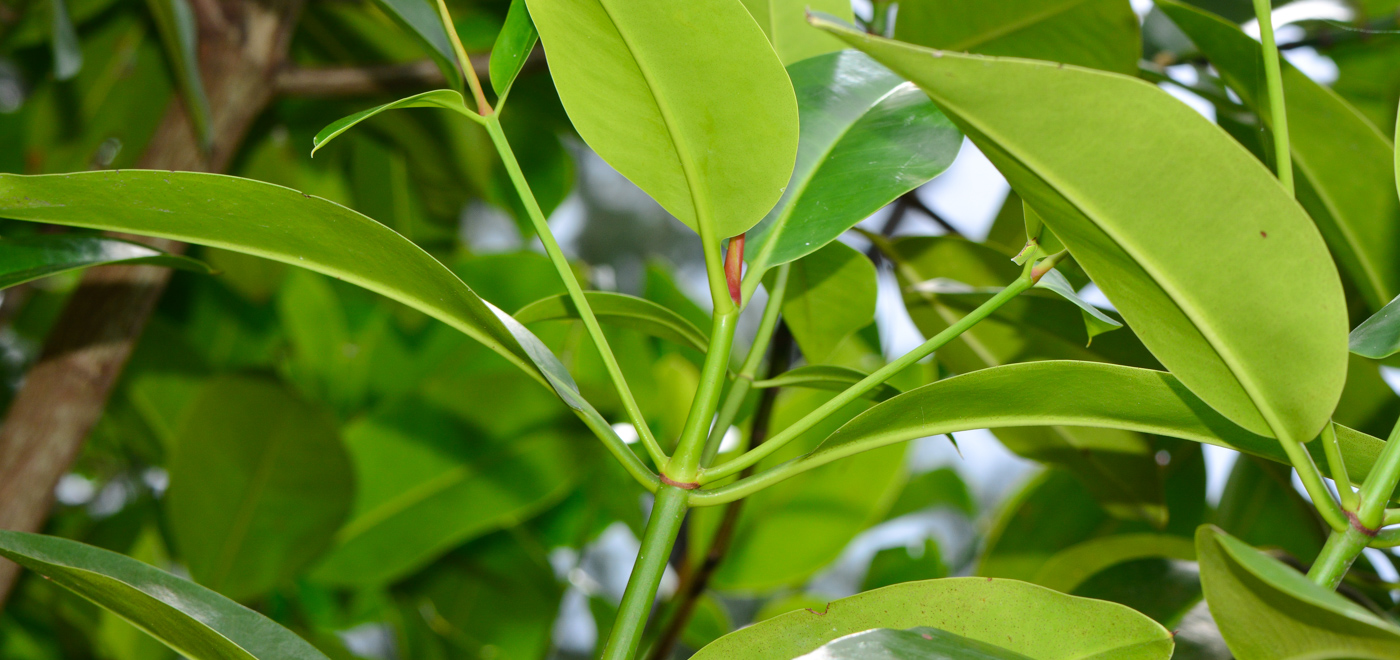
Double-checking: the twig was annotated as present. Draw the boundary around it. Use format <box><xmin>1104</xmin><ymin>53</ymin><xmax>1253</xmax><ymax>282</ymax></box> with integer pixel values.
<box><xmin>900</xmin><ymin>191</ymin><xmax>963</xmax><ymax>237</ymax></box>
<box><xmin>646</xmin><ymin>323</ymin><xmax>794</xmax><ymax>660</ymax></box>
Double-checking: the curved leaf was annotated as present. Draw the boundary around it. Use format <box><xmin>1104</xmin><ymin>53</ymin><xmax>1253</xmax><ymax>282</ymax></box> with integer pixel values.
<box><xmin>691</xmin><ymin>362</ymin><xmax>1384</xmax><ymax>505</ymax></box>
<box><xmin>0</xmin><ymin>530</ymin><xmax>330</xmax><ymax>660</ymax></box>
<box><xmin>745</xmin><ymin>50</ymin><xmax>960</xmax><ymax>275</ymax></box>
<box><xmin>752</xmin><ymin>364</ymin><xmax>902</xmax><ymax>402</ymax></box>
<box><xmin>370</xmin><ymin>0</ymin><xmax>463</xmax><ymax>94</ymax></box>
<box><xmin>524</xmin><ymin>0</ymin><xmax>798</xmax><ymax>238</ymax></box>
<box><xmin>1350</xmin><ymin>294</ymin><xmax>1400</xmax><ymax>359</ymax></box>
<box><xmin>1159</xmin><ymin>0</ymin><xmax>1400</xmax><ymax>312</ymax></box>
<box><xmin>779</xmin><ymin>241</ymin><xmax>877</xmax><ymax>363</ymax></box>
<box><xmin>1216</xmin><ymin>456</ymin><xmax>1327</xmax><ymax>563</ymax></box>
<box><xmin>0</xmin><ymin>234</ymin><xmax>210</xmax><ymax>289</ymax></box>
<box><xmin>798</xmin><ymin>627</ymin><xmax>1035</xmax><ymax>660</ymax></box>
<box><xmin>1197</xmin><ymin>525</ymin><xmax>1400</xmax><ymax>659</ymax></box>
<box><xmin>166</xmin><ymin>376</ymin><xmax>353</xmax><ymax>601</ymax></box>
<box><xmin>740</xmin><ymin>0</ymin><xmax>852</xmax><ymax>65</ymax></box>
<box><xmin>893</xmin><ymin>0</ymin><xmax>1141</xmax><ymax>75</ymax></box>
<box><xmin>692</xmin><ymin>578</ymin><xmax>1173</xmax><ymax>659</ymax></box>
<box><xmin>311</xmin><ymin>89</ymin><xmax>476</xmax><ymax>155</ymax></box>
<box><xmin>489</xmin><ymin>0</ymin><xmax>538</xmax><ymax>98</ymax></box>
<box><xmin>514</xmin><ymin>291</ymin><xmax>708</xmax><ymax>352</ymax></box>
<box><xmin>1031</xmin><ymin>534</ymin><xmax>1196</xmax><ymax>594</ymax></box>
<box><xmin>144</xmin><ymin>0</ymin><xmax>211</xmax><ymax>146</ymax></box>
<box><xmin>818</xmin><ymin>18</ymin><xmax>1348</xmax><ymax>445</ymax></box>
<box><xmin>1034</xmin><ymin>269</ymin><xmax>1122</xmax><ymax>342</ymax></box>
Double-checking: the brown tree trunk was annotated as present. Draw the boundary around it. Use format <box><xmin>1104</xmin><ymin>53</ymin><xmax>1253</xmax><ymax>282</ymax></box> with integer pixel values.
<box><xmin>0</xmin><ymin>0</ymin><xmax>303</xmax><ymax>604</ymax></box>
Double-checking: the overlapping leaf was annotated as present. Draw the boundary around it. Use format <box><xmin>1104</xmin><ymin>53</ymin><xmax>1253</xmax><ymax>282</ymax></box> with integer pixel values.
<box><xmin>312</xmin><ymin>90</ymin><xmax>476</xmax><ymax>155</ymax></box>
<box><xmin>514</xmin><ymin>291</ymin><xmax>708</xmax><ymax>352</ymax></box>
<box><xmin>740</xmin><ymin>0</ymin><xmax>852</xmax><ymax>65</ymax></box>
<box><xmin>488</xmin><ymin>0</ymin><xmax>538</xmax><ymax>98</ymax></box>
<box><xmin>0</xmin><ymin>234</ymin><xmax>210</xmax><ymax>289</ymax></box>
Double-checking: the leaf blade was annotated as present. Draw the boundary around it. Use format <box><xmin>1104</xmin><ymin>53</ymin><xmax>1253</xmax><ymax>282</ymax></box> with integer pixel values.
<box><xmin>514</xmin><ymin>291</ymin><xmax>709</xmax><ymax>353</ymax></box>
<box><xmin>0</xmin><ymin>234</ymin><xmax>210</xmax><ymax>289</ymax></box>
<box><xmin>489</xmin><ymin>0</ymin><xmax>538</xmax><ymax>98</ymax></box>
<box><xmin>311</xmin><ymin>89</ymin><xmax>476</xmax><ymax>155</ymax></box>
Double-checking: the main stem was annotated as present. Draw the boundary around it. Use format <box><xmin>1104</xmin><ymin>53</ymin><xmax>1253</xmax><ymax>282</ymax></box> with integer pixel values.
<box><xmin>1308</xmin><ymin>411</ymin><xmax>1400</xmax><ymax>586</ymax></box>
<box><xmin>599</xmin><ymin>485</ymin><xmax>689</xmax><ymax>660</ymax></box>
<box><xmin>485</xmin><ymin>116</ymin><xmax>668</xmax><ymax>466</ymax></box>
<box><xmin>1253</xmin><ymin>0</ymin><xmax>1294</xmax><ymax>195</ymax></box>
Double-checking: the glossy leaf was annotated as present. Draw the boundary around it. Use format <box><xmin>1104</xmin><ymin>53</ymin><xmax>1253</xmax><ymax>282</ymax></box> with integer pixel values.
<box><xmin>893</xmin><ymin>0</ymin><xmax>1141</xmax><ymax>75</ymax></box>
<box><xmin>489</xmin><ymin>0</ymin><xmax>537</xmax><ymax>98</ymax></box>
<box><xmin>0</xmin><ymin>531</ymin><xmax>330</xmax><ymax>659</ymax></box>
<box><xmin>1349</xmin><ymin>294</ymin><xmax>1400</xmax><ymax>359</ymax></box>
<box><xmin>692</xmin><ymin>578</ymin><xmax>1173</xmax><ymax>659</ymax></box>
<box><xmin>514</xmin><ymin>291</ymin><xmax>708</xmax><ymax>353</ymax></box>
<box><xmin>309</xmin><ymin>398</ymin><xmax>583</xmax><ymax>586</ymax></box>
<box><xmin>1034</xmin><ymin>269</ymin><xmax>1122</xmax><ymax>343</ymax></box>
<box><xmin>0</xmin><ymin>171</ymin><xmax>546</xmax><ymax>387</ymax></box>
<box><xmin>524</xmin><ymin>0</ymin><xmax>798</xmax><ymax>238</ymax></box>
<box><xmin>144</xmin><ymin>0</ymin><xmax>212</xmax><ymax>146</ymax></box>
<box><xmin>370</xmin><ymin>0</ymin><xmax>463</xmax><ymax>94</ymax></box>
<box><xmin>745</xmin><ymin>50</ymin><xmax>960</xmax><ymax>275</ymax></box>
<box><xmin>752</xmin><ymin>364</ymin><xmax>902</xmax><ymax>402</ymax></box>
<box><xmin>693</xmin><ymin>362</ymin><xmax>1386</xmax><ymax>504</ymax></box>
<box><xmin>798</xmin><ymin>627</ymin><xmax>1034</xmax><ymax>660</ymax></box>
<box><xmin>0</xmin><ymin>234</ymin><xmax>210</xmax><ymax>289</ymax></box>
<box><xmin>166</xmin><ymin>376</ymin><xmax>353</xmax><ymax>601</ymax></box>
<box><xmin>1031</xmin><ymin>534</ymin><xmax>1196</xmax><ymax>594</ymax></box>
<box><xmin>50</xmin><ymin>0</ymin><xmax>82</xmax><ymax>80</ymax></box>
<box><xmin>820</xmin><ymin>19</ymin><xmax>1349</xmax><ymax>446</ymax></box>
<box><xmin>311</xmin><ymin>90</ymin><xmax>476</xmax><ymax>155</ymax></box>
<box><xmin>739</xmin><ymin>0</ymin><xmax>852</xmax><ymax>65</ymax></box>
<box><xmin>1159</xmin><ymin>0</ymin><xmax>1400</xmax><ymax>312</ymax></box>
<box><xmin>780</xmin><ymin>241</ymin><xmax>877</xmax><ymax>363</ymax></box>
<box><xmin>1197</xmin><ymin>525</ymin><xmax>1400</xmax><ymax>658</ymax></box>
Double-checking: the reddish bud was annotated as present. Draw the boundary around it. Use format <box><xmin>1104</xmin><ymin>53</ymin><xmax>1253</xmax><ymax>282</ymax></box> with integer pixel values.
<box><xmin>725</xmin><ymin>234</ymin><xmax>745</xmax><ymax>306</ymax></box>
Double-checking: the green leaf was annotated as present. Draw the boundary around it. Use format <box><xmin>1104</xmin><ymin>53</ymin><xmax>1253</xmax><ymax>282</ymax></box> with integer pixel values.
<box><xmin>514</xmin><ymin>291</ymin><xmax>708</xmax><ymax>353</ymax></box>
<box><xmin>752</xmin><ymin>364</ymin><xmax>902</xmax><ymax>402</ymax></box>
<box><xmin>166</xmin><ymin>376</ymin><xmax>353</xmax><ymax>601</ymax></box>
<box><xmin>1215</xmin><ymin>456</ymin><xmax>1326</xmax><ymax>563</ymax></box>
<box><xmin>745</xmin><ymin>50</ymin><xmax>961</xmax><ymax>275</ymax></box>
<box><xmin>892</xmin><ymin>0</ymin><xmax>1141</xmax><ymax>75</ymax></box>
<box><xmin>1158</xmin><ymin>0</ymin><xmax>1400</xmax><ymax>313</ymax></box>
<box><xmin>143</xmin><ymin>0</ymin><xmax>212</xmax><ymax>146</ymax></box>
<box><xmin>369</xmin><ymin>0</ymin><xmax>463</xmax><ymax>95</ymax></box>
<box><xmin>798</xmin><ymin>627</ymin><xmax>1035</xmax><ymax>660</ymax></box>
<box><xmin>0</xmin><ymin>171</ymin><xmax>547</xmax><ymax>389</ymax></box>
<box><xmin>818</xmin><ymin>19</ymin><xmax>1348</xmax><ymax>446</ymax></box>
<box><xmin>1034</xmin><ymin>269</ymin><xmax>1122</xmax><ymax>344</ymax></box>
<box><xmin>1349</xmin><ymin>294</ymin><xmax>1400</xmax><ymax>359</ymax></box>
<box><xmin>1031</xmin><ymin>533</ymin><xmax>1196</xmax><ymax>594</ymax></box>
<box><xmin>0</xmin><ymin>531</ymin><xmax>331</xmax><ymax>660</ymax></box>
<box><xmin>488</xmin><ymin>0</ymin><xmax>537</xmax><ymax>98</ymax></box>
<box><xmin>309</xmin><ymin>398</ymin><xmax>584</xmax><ymax>586</ymax></box>
<box><xmin>524</xmin><ymin>0</ymin><xmax>798</xmax><ymax>238</ymax></box>
<box><xmin>862</xmin><ymin>540</ymin><xmax>947</xmax><ymax>591</ymax></box>
<box><xmin>692</xmin><ymin>361</ymin><xmax>1386</xmax><ymax>504</ymax></box>
<box><xmin>1197</xmin><ymin>525</ymin><xmax>1400</xmax><ymax>659</ymax></box>
<box><xmin>692</xmin><ymin>578</ymin><xmax>1173</xmax><ymax>659</ymax></box>
<box><xmin>50</xmin><ymin>0</ymin><xmax>82</xmax><ymax>80</ymax></box>
<box><xmin>881</xmin><ymin>467</ymin><xmax>975</xmax><ymax>521</ymax></box>
<box><xmin>779</xmin><ymin>241</ymin><xmax>877</xmax><ymax>363</ymax></box>
<box><xmin>0</xmin><ymin>234</ymin><xmax>210</xmax><ymax>289</ymax></box>
<box><xmin>311</xmin><ymin>90</ymin><xmax>477</xmax><ymax>155</ymax></box>
<box><xmin>739</xmin><ymin>0</ymin><xmax>852</xmax><ymax>65</ymax></box>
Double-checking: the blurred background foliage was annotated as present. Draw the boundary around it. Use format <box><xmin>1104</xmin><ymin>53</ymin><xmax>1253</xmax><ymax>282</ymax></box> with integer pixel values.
<box><xmin>0</xmin><ymin>0</ymin><xmax>1397</xmax><ymax>658</ymax></box>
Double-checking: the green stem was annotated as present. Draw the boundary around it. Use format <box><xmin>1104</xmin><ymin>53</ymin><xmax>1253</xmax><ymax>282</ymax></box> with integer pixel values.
<box><xmin>1279</xmin><ymin>436</ymin><xmax>1348</xmax><ymax>533</ymax></box>
<box><xmin>666</xmin><ymin>309</ymin><xmax>740</xmax><ymax>482</ymax></box>
<box><xmin>1308</xmin><ymin>525</ymin><xmax>1371</xmax><ymax>589</ymax></box>
<box><xmin>1253</xmin><ymin>0</ymin><xmax>1294</xmax><ymax>195</ymax></box>
<box><xmin>599</xmin><ymin>485</ymin><xmax>689</xmax><ymax>660</ymax></box>
<box><xmin>1307</xmin><ymin>410</ymin><xmax>1400</xmax><ymax>585</ymax></box>
<box><xmin>1321</xmin><ymin>420</ymin><xmax>1358</xmax><ymax>511</ymax></box>
<box><xmin>484</xmin><ymin>116</ymin><xmax>668</xmax><ymax>467</ymax></box>
<box><xmin>701</xmin><ymin>257</ymin><xmax>1040</xmax><ymax>484</ymax></box>
<box><xmin>700</xmin><ymin>264</ymin><xmax>790</xmax><ymax>466</ymax></box>
<box><xmin>433</xmin><ymin>0</ymin><xmax>491</xmax><ymax>115</ymax></box>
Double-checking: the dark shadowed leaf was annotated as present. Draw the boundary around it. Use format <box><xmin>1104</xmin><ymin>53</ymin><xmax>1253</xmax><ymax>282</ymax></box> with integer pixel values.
<box><xmin>779</xmin><ymin>241</ymin><xmax>877</xmax><ymax>363</ymax></box>
<box><xmin>0</xmin><ymin>531</ymin><xmax>331</xmax><ymax>660</ymax></box>
<box><xmin>488</xmin><ymin>0</ymin><xmax>537</xmax><ymax>98</ymax></box>
<box><xmin>0</xmin><ymin>235</ymin><xmax>210</xmax><ymax>289</ymax></box>
<box><xmin>369</xmin><ymin>0</ymin><xmax>463</xmax><ymax>94</ymax></box>
<box><xmin>753</xmin><ymin>364</ymin><xmax>902</xmax><ymax>402</ymax></box>
<box><xmin>881</xmin><ymin>467</ymin><xmax>975</xmax><ymax>521</ymax></box>
<box><xmin>1215</xmin><ymin>457</ymin><xmax>1327</xmax><ymax>563</ymax></box>
<box><xmin>143</xmin><ymin>0</ymin><xmax>211</xmax><ymax>145</ymax></box>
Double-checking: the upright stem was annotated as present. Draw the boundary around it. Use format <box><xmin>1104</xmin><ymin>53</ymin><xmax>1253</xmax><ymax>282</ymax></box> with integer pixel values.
<box><xmin>1308</xmin><ymin>526</ymin><xmax>1371</xmax><ymax>589</ymax></box>
<box><xmin>599</xmin><ymin>485</ymin><xmax>689</xmax><ymax>660</ymax></box>
<box><xmin>433</xmin><ymin>0</ymin><xmax>491</xmax><ymax>115</ymax></box>
<box><xmin>1308</xmin><ymin>411</ymin><xmax>1400</xmax><ymax>586</ymax></box>
<box><xmin>1279</xmin><ymin>437</ymin><xmax>1348</xmax><ymax>533</ymax></box>
<box><xmin>1253</xmin><ymin>0</ymin><xmax>1294</xmax><ymax>195</ymax></box>
<box><xmin>666</xmin><ymin>309</ymin><xmax>740</xmax><ymax>483</ymax></box>
<box><xmin>1322</xmin><ymin>420</ymin><xmax>1358</xmax><ymax>510</ymax></box>
<box><xmin>485</xmin><ymin>116</ymin><xmax>668</xmax><ymax>467</ymax></box>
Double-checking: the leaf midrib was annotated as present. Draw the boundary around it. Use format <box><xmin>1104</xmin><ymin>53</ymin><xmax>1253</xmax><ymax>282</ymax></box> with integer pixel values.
<box><xmin>942</xmin><ymin>0</ymin><xmax>1092</xmax><ymax>53</ymax></box>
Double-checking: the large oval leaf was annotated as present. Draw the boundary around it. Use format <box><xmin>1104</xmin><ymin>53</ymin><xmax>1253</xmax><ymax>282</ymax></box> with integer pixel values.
<box><xmin>743</xmin><ymin>50</ymin><xmax>961</xmax><ymax>276</ymax></box>
<box><xmin>0</xmin><ymin>530</ymin><xmax>330</xmax><ymax>660</ymax></box>
<box><xmin>690</xmin><ymin>361</ymin><xmax>1383</xmax><ymax>505</ymax></box>
<box><xmin>166</xmin><ymin>376</ymin><xmax>353</xmax><ymax>601</ymax></box>
<box><xmin>818</xmin><ymin>19</ymin><xmax>1348</xmax><ymax>445</ymax></box>
<box><xmin>692</xmin><ymin>578</ymin><xmax>1173</xmax><ymax>659</ymax></box>
<box><xmin>893</xmin><ymin>0</ymin><xmax>1141</xmax><ymax>75</ymax></box>
<box><xmin>1159</xmin><ymin>0</ymin><xmax>1400</xmax><ymax>313</ymax></box>
<box><xmin>1197</xmin><ymin>525</ymin><xmax>1400</xmax><ymax>659</ymax></box>
<box><xmin>0</xmin><ymin>234</ymin><xmax>210</xmax><ymax>289</ymax></box>
<box><xmin>524</xmin><ymin>0</ymin><xmax>798</xmax><ymax>238</ymax></box>
<box><xmin>0</xmin><ymin>171</ymin><xmax>544</xmax><ymax>387</ymax></box>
